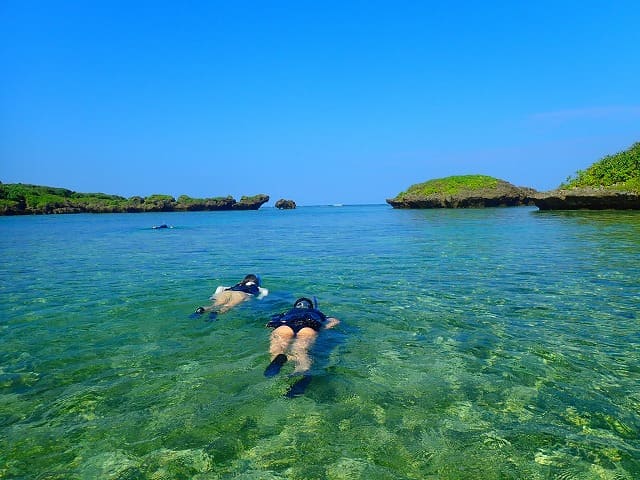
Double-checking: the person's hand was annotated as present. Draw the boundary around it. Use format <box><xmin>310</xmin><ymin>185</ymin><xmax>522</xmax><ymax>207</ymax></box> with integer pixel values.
<box><xmin>325</xmin><ymin>317</ymin><xmax>340</xmax><ymax>329</ymax></box>
<box><xmin>195</xmin><ymin>306</ymin><xmax>205</xmax><ymax>314</ymax></box>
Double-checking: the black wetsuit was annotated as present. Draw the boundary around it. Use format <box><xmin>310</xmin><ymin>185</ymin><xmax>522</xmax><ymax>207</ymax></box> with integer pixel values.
<box><xmin>227</xmin><ymin>282</ymin><xmax>260</xmax><ymax>296</ymax></box>
<box><xmin>266</xmin><ymin>307</ymin><xmax>328</xmax><ymax>333</ymax></box>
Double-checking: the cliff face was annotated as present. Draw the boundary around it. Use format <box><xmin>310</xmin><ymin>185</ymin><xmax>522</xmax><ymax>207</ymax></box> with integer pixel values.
<box><xmin>532</xmin><ymin>189</ymin><xmax>640</xmax><ymax>210</ymax></box>
<box><xmin>387</xmin><ymin>175</ymin><xmax>536</xmax><ymax>209</ymax></box>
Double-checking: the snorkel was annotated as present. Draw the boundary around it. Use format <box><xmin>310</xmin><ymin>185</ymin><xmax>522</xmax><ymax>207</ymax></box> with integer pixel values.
<box><xmin>293</xmin><ymin>297</ymin><xmax>317</xmax><ymax>309</ymax></box>
<box><xmin>242</xmin><ymin>274</ymin><xmax>259</xmax><ymax>286</ymax></box>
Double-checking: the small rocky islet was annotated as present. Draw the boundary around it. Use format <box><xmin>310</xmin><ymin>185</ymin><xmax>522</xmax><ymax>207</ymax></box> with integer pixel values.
<box><xmin>386</xmin><ymin>175</ymin><xmax>536</xmax><ymax>209</ymax></box>
<box><xmin>275</xmin><ymin>199</ymin><xmax>297</xmax><ymax>209</ymax></box>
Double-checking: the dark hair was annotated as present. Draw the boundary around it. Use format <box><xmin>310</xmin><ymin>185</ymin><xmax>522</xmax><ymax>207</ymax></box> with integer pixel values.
<box><xmin>242</xmin><ymin>274</ymin><xmax>259</xmax><ymax>285</ymax></box>
<box><xmin>293</xmin><ymin>297</ymin><xmax>314</xmax><ymax>309</ymax></box>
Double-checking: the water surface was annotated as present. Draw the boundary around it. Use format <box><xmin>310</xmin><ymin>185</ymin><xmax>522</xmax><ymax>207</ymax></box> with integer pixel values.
<box><xmin>1</xmin><ymin>206</ymin><xmax>639</xmax><ymax>479</ymax></box>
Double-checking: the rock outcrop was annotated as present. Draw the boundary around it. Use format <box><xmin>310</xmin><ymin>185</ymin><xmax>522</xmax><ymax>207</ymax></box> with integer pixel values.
<box><xmin>532</xmin><ymin>188</ymin><xmax>640</xmax><ymax>210</ymax></box>
<box><xmin>275</xmin><ymin>199</ymin><xmax>297</xmax><ymax>209</ymax></box>
<box><xmin>233</xmin><ymin>194</ymin><xmax>270</xmax><ymax>210</ymax></box>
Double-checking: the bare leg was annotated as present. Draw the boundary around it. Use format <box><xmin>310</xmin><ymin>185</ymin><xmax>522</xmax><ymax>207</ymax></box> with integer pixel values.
<box><xmin>264</xmin><ymin>326</ymin><xmax>295</xmax><ymax>377</ymax></box>
<box><xmin>269</xmin><ymin>326</ymin><xmax>295</xmax><ymax>359</ymax></box>
<box><xmin>290</xmin><ymin>327</ymin><xmax>318</xmax><ymax>374</ymax></box>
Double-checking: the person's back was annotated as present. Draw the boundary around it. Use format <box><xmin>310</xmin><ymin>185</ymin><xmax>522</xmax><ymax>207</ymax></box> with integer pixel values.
<box><xmin>227</xmin><ymin>276</ymin><xmax>261</xmax><ymax>296</ymax></box>
<box><xmin>267</xmin><ymin>301</ymin><xmax>328</xmax><ymax>332</ymax></box>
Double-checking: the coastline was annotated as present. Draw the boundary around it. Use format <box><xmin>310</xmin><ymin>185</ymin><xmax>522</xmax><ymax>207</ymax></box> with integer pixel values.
<box><xmin>0</xmin><ymin>184</ymin><xmax>269</xmax><ymax>216</ymax></box>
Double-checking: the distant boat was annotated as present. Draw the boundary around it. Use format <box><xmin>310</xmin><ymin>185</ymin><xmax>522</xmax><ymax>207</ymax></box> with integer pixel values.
<box><xmin>152</xmin><ymin>224</ymin><xmax>173</xmax><ymax>229</ymax></box>
<box><xmin>331</xmin><ymin>203</ymin><xmax>344</xmax><ymax>207</ymax></box>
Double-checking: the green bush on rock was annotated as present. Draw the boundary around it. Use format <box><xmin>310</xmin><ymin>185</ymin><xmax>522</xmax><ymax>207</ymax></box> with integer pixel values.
<box><xmin>533</xmin><ymin>142</ymin><xmax>640</xmax><ymax>210</ymax></box>
<box><xmin>397</xmin><ymin>175</ymin><xmax>499</xmax><ymax>198</ymax></box>
<box><xmin>560</xmin><ymin>142</ymin><xmax>640</xmax><ymax>193</ymax></box>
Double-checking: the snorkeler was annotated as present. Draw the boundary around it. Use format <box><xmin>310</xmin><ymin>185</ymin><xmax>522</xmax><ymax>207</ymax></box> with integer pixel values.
<box><xmin>194</xmin><ymin>274</ymin><xmax>268</xmax><ymax>315</ymax></box>
<box><xmin>264</xmin><ymin>297</ymin><xmax>340</xmax><ymax>397</ymax></box>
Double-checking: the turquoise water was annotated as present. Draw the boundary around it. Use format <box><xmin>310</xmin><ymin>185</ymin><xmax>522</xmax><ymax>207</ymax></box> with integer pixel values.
<box><xmin>1</xmin><ymin>205</ymin><xmax>639</xmax><ymax>479</ymax></box>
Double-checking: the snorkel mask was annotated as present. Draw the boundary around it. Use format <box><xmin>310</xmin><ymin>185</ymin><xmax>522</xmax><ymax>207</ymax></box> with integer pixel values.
<box><xmin>293</xmin><ymin>297</ymin><xmax>314</xmax><ymax>309</ymax></box>
<box><xmin>242</xmin><ymin>274</ymin><xmax>259</xmax><ymax>286</ymax></box>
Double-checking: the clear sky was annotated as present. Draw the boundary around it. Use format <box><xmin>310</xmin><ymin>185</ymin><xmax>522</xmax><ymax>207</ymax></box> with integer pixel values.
<box><xmin>1</xmin><ymin>1</ymin><xmax>639</xmax><ymax>206</ymax></box>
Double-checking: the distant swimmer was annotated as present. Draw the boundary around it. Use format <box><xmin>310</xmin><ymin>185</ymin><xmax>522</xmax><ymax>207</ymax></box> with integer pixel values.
<box><xmin>264</xmin><ymin>297</ymin><xmax>340</xmax><ymax>397</ymax></box>
<box><xmin>194</xmin><ymin>274</ymin><xmax>268</xmax><ymax>316</ymax></box>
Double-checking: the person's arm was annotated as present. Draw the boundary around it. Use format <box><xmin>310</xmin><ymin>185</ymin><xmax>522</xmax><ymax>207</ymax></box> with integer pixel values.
<box><xmin>324</xmin><ymin>317</ymin><xmax>340</xmax><ymax>329</ymax></box>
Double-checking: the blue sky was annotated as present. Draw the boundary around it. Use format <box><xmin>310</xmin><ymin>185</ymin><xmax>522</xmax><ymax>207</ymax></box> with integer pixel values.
<box><xmin>1</xmin><ymin>1</ymin><xmax>639</xmax><ymax>206</ymax></box>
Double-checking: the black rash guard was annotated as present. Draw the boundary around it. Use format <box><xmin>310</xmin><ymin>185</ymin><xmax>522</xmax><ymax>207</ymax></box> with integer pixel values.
<box><xmin>266</xmin><ymin>307</ymin><xmax>328</xmax><ymax>333</ymax></box>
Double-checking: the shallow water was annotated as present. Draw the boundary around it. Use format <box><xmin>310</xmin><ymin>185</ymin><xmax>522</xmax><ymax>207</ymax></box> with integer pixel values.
<box><xmin>1</xmin><ymin>205</ymin><xmax>639</xmax><ymax>479</ymax></box>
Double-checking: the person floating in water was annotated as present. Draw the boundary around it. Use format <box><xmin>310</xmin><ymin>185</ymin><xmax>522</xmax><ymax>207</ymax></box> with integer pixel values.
<box><xmin>194</xmin><ymin>274</ymin><xmax>268</xmax><ymax>315</ymax></box>
<box><xmin>264</xmin><ymin>297</ymin><xmax>340</xmax><ymax>397</ymax></box>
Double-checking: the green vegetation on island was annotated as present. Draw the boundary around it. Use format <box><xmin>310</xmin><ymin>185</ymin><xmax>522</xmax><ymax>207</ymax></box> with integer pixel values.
<box><xmin>533</xmin><ymin>142</ymin><xmax>640</xmax><ymax>210</ymax></box>
<box><xmin>560</xmin><ymin>142</ymin><xmax>640</xmax><ymax>193</ymax></box>
<box><xmin>0</xmin><ymin>183</ymin><xmax>269</xmax><ymax>215</ymax></box>
<box><xmin>387</xmin><ymin>175</ymin><xmax>535</xmax><ymax>208</ymax></box>
<box><xmin>395</xmin><ymin>175</ymin><xmax>499</xmax><ymax>198</ymax></box>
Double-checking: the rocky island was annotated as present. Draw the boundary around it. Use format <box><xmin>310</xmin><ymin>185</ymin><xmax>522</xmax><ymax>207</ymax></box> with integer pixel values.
<box><xmin>533</xmin><ymin>142</ymin><xmax>640</xmax><ymax>210</ymax></box>
<box><xmin>0</xmin><ymin>183</ymin><xmax>269</xmax><ymax>215</ymax></box>
<box><xmin>386</xmin><ymin>175</ymin><xmax>536</xmax><ymax>209</ymax></box>
<box><xmin>275</xmin><ymin>199</ymin><xmax>297</xmax><ymax>209</ymax></box>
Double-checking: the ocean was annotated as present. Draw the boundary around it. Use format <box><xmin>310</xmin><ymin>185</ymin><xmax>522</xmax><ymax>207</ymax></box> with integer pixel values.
<box><xmin>1</xmin><ymin>205</ymin><xmax>639</xmax><ymax>479</ymax></box>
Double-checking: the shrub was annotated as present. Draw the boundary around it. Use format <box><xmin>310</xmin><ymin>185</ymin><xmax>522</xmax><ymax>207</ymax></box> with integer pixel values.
<box><xmin>562</xmin><ymin>142</ymin><xmax>640</xmax><ymax>192</ymax></box>
<box><xmin>398</xmin><ymin>175</ymin><xmax>500</xmax><ymax>198</ymax></box>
